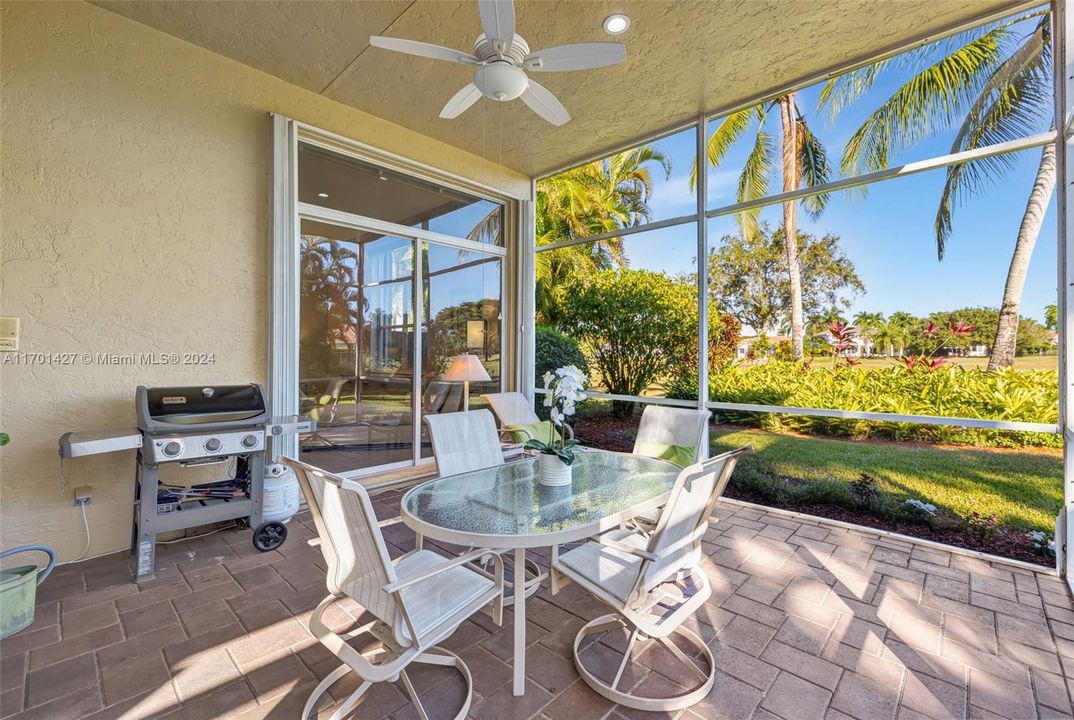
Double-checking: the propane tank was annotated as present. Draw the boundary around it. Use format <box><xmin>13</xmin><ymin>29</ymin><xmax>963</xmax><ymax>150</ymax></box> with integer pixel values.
<box><xmin>262</xmin><ymin>463</ymin><xmax>300</xmax><ymax>524</ymax></box>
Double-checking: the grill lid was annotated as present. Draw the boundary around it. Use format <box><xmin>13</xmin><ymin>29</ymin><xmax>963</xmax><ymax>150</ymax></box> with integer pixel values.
<box><xmin>137</xmin><ymin>384</ymin><xmax>268</xmax><ymax>431</ymax></box>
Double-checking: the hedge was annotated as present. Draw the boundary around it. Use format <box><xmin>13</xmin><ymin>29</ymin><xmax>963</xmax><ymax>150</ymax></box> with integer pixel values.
<box><xmin>668</xmin><ymin>361</ymin><xmax>1059</xmax><ymax>448</ymax></box>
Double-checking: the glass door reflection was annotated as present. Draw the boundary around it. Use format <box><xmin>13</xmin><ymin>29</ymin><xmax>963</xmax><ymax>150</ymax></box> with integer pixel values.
<box><xmin>419</xmin><ymin>241</ymin><xmax>502</xmax><ymax>459</ymax></box>
<box><xmin>298</xmin><ymin>219</ymin><xmax>415</xmax><ymax>473</ymax></box>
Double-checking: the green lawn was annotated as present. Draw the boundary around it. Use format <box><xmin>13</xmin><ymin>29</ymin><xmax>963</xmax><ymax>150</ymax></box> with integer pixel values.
<box><xmin>711</xmin><ymin>426</ymin><xmax>1062</xmax><ymax>532</ymax></box>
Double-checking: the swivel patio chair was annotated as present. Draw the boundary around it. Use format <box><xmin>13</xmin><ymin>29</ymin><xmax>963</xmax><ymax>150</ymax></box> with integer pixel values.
<box><xmin>632</xmin><ymin>405</ymin><xmax>711</xmax><ymax>467</ymax></box>
<box><xmin>423</xmin><ymin>409</ymin><xmax>541</xmax><ymax>602</ymax></box>
<box><xmin>628</xmin><ymin>405</ymin><xmax>713</xmax><ymax>529</ymax></box>
<box><xmin>281</xmin><ymin>457</ymin><xmax>504</xmax><ymax>720</ymax></box>
<box><xmin>482</xmin><ymin>391</ymin><xmax>574</xmax><ymax>443</ymax></box>
<box><xmin>549</xmin><ymin>446</ymin><xmax>752</xmax><ymax>712</ymax></box>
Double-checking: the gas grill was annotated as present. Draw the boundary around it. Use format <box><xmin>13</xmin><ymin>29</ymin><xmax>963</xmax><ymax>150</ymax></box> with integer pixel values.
<box><xmin>59</xmin><ymin>384</ymin><xmax>313</xmax><ymax>582</ymax></box>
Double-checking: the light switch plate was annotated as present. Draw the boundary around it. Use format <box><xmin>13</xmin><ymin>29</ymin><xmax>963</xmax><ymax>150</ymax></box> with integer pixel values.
<box><xmin>0</xmin><ymin>317</ymin><xmax>17</xmax><ymax>352</ymax></box>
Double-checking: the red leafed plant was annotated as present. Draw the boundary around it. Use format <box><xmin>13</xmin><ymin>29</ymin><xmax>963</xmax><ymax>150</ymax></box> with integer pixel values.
<box><xmin>828</xmin><ymin>322</ymin><xmax>860</xmax><ymax>369</ymax></box>
<box><xmin>900</xmin><ymin>320</ymin><xmax>976</xmax><ymax>372</ymax></box>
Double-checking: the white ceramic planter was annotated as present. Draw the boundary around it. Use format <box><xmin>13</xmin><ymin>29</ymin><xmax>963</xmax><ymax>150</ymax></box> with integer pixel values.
<box><xmin>538</xmin><ymin>453</ymin><xmax>572</xmax><ymax>487</ymax></box>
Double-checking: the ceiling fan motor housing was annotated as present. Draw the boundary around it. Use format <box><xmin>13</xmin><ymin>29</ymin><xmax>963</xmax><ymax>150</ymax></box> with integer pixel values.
<box><xmin>474</xmin><ymin>61</ymin><xmax>529</xmax><ymax>101</ymax></box>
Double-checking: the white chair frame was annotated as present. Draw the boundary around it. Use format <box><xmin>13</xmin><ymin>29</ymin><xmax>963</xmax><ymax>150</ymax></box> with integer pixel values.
<box><xmin>422</xmin><ymin>410</ymin><xmax>542</xmax><ymax>605</ymax></box>
<box><xmin>482</xmin><ymin>391</ymin><xmax>575</xmax><ymax>443</ymax></box>
<box><xmin>550</xmin><ymin>446</ymin><xmax>752</xmax><ymax>712</ymax></box>
<box><xmin>281</xmin><ymin>457</ymin><xmax>504</xmax><ymax>720</ymax></box>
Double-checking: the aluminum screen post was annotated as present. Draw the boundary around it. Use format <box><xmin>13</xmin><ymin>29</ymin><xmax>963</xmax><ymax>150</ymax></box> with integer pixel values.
<box><xmin>695</xmin><ymin>116</ymin><xmax>710</xmax><ymax>460</ymax></box>
<box><xmin>520</xmin><ymin>192</ymin><xmax>537</xmax><ymax>403</ymax></box>
<box><xmin>267</xmin><ymin>114</ymin><xmax>300</xmax><ymax>462</ymax></box>
<box><xmin>1056</xmin><ymin>0</ymin><xmax>1074</xmax><ymax>584</ymax></box>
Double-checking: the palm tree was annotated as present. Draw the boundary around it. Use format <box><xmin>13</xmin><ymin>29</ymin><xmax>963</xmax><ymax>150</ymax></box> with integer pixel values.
<box><xmin>300</xmin><ymin>237</ymin><xmax>362</xmax><ymax>375</ymax></box>
<box><xmin>888</xmin><ymin>311</ymin><xmax>920</xmax><ymax>356</ymax></box>
<box><xmin>535</xmin><ymin>145</ymin><xmax>671</xmax><ymax>323</ymax></box>
<box><xmin>823</xmin><ymin>10</ymin><xmax>1053</xmax><ymax>370</ymax></box>
<box><xmin>693</xmin><ymin>97</ymin><xmax>832</xmax><ymax>359</ymax></box>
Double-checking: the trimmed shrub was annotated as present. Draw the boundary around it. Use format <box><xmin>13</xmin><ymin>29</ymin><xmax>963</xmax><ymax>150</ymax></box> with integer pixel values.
<box><xmin>534</xmin><ymin>325</ymin><xmax>588</xmax><ymax>420</ymax></box>
<box><xmin>535</xmin><ymin>325</ymin><xmax>588</xmax><ymax>383</ymax></box>
<box><xmin>669</xmin><ymin>361</ymin><xmax>1059</xmax><ymax>448</ymax></box>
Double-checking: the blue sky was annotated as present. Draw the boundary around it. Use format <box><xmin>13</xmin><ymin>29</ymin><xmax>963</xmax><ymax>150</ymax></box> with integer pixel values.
<box><xmin>616</xmin><ymin>12</ymin><xmax>1057</xmax><ymax>324</ymax></box>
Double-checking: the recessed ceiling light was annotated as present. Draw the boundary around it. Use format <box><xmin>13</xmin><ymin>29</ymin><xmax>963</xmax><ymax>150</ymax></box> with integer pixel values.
<box><xmin>603</xmin><ymin>13</ymin><xmax>630</xmax><ymax>35</ymax></box>
<box><xmin>317</xmin><ymin>192</ymin><xmax>329</xmax><ymax>198</ymax></box>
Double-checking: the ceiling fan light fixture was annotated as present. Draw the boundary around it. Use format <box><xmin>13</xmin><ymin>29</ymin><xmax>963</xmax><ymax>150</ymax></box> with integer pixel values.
<box><xmin>474</xmin><ymin>62</ymin><xmax>529</xmax><ymax>101</ymax></box>
<box><xmin>602</xmin><ymin>13</ymin><xmax>630</xmax><ymax>35</ymax></box>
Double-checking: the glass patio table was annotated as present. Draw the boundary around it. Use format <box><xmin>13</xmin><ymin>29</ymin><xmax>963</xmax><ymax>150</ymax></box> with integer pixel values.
<box><xmin>399</xmin><ymin>450</ymin><xmax>681</xmax><ymax>696</ymax></box>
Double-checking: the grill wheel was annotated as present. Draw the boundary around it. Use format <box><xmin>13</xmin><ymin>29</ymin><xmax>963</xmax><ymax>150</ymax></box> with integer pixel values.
<box><xmin>252</xmin><ymin>521</ymin><xmax>288</xmax><ymax>552</ymax></box>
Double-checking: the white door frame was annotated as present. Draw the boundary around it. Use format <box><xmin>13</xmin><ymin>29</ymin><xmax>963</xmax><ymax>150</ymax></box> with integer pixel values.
<box><xmin>268</xmin><ymin>114</ymin><xmax>523</xmax><ymax>478</ymax></box>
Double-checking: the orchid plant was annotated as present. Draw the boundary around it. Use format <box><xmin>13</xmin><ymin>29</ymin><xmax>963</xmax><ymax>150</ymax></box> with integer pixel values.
<box><xmin>526</xmin><ymin>365</ymin><xmax>588</xmax><ymax>465</ymax></box>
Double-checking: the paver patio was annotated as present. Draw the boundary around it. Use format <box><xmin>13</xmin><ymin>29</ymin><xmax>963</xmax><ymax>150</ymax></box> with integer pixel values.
<box><xmin>2</xmin><ymin>490</ymin><xmax>1072</xmax><ymax>720</ymax></box>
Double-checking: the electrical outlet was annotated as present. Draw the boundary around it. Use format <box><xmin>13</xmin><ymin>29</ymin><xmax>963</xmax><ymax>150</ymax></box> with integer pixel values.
<box><xmin>73</xmin><ymin>486</ymin><xmax>93</xmax><ymax>505</ymax></box>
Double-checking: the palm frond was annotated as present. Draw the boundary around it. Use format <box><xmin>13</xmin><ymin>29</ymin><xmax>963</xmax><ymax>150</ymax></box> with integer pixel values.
<box><xmin>689</xmin><ymin>107</ymin><xmax>753</xmax><ymax>189</ymax></box>
<box><xmin>796</xmin><ymin>114</ymin><xmax>832</xmax><ymax>218</ymax></box>
<box><xmin>934</xmin><ymin>16</ymin><xmax>1052</xmax><ymax>258</ymax></box>
<box><xmin>840</xmin><ymin>25</ymin><xmax>1011</xmax><ymax>176</ymax></box>
<box><xmin>736</xmin><ymin>129</ymin><xmax>773</xmax><ymax>239</ymax></box>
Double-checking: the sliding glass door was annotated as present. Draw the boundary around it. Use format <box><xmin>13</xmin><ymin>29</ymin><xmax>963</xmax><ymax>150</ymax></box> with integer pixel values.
<box><xmin>420</xmin><ymin>242</ymin><xmax>503</xmax><ymax>460</ymax></box>
<box><xmin>294</xmin><ymin>142</ymin><xmax>506</xmax><ymax>476</ymax></box>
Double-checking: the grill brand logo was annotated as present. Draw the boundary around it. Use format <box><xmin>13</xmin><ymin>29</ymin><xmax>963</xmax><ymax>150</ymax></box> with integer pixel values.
<box><xmin>162</xmin><ymin>396</ymin><xmax>187</xmax><ymax>405</ymax></box>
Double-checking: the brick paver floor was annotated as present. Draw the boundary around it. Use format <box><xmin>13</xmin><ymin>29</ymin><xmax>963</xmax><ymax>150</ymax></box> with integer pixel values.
<box><xmin>2</xmin><ymin>491</ymin><xmax>1072</xmax><ymax>720</ymax></box>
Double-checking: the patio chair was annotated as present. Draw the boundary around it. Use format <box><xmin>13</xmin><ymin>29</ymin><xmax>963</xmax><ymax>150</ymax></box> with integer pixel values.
<box><xmin>423</xmin><ymin>409</ymin><xmax>541</xmax><ymax>602</ymax></box>
<box><xmin>482</xmin><ymin>391</ymin><xmax>574</xmax><ymax>444</ymax></box>
<box><xmin>423</xmin><ymin>409</ymin><xmax>504</xmax><ymax>477</ymax></box>
<box><xmin>629</xmin><ymin>405</ymin><xmax>712</xmax><ymax>528</ymax></box>
<box><xmin>633</xmin><ymin>405</ymin><xmax>711</xmax><ymax>467</ymax></box>
<box><xmin>281</xmin><ymin>457</ymin><xmax>504</xmax><ymax>720</ymax></box>
<box><xmin>549</xmin><ymin>446</ymin><xmax>752</xmax><ymax>712</ymax></box>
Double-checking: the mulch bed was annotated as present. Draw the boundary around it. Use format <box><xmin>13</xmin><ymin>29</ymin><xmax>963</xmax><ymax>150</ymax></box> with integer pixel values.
<box><xmin>573</xmin><ymin>413</ymin><xmax>1053</xmax><ymax>568</ymax></box>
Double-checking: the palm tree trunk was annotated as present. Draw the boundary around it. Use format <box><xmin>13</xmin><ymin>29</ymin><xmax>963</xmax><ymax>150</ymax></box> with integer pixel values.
<box><xmin>778</xmin><ymin>94</ymin><xmax>805</xmax><ymax>359</ymax></box>
<box><xmin>987</xmin><ymin>142</ymin><xmax>1056</xmax><ymax>370</ymax></box>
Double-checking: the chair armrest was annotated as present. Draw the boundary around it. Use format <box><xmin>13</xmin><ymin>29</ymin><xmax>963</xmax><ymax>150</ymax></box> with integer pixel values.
<box><xmin>596</xmin><ymin>535</ymin><xmax>658</xmax><ymax>562</ymax></box>
<box><xmin>378</xmin><ymin>516</ymin><xmax>405</xmax><ymax>528</ymax></box>
<box><xmin>383</xmin><ymin>548</ymin><xmax>504</xmax><ymax>593</ymax></box>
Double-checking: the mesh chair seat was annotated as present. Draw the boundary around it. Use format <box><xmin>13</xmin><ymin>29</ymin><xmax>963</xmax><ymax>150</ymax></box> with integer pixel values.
<box><xmin>394</xmin><ymin>550</ymin><xmax>496</xmax><ymax>644</ymax></box>
<box><xmin>556</xmin><ymin>530</ymin><xmax>648</xmax><ymax>603</ymax></box>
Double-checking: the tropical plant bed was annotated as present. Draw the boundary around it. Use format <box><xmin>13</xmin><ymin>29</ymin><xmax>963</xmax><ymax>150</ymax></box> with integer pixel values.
<box><xmin>572</xmin><ymin>413</ymin><xmax>1060</xmax><ymax>567</ymax></box>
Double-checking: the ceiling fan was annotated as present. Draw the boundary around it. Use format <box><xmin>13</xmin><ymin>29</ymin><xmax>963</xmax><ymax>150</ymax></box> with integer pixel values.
<box><xmin>368</xmin><ymin>0</ymin><xmax>627</xmax><ymax>126</ymax></box>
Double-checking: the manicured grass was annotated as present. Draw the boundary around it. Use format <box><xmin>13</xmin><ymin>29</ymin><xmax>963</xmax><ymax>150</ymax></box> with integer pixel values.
<box><xmin>711</xmin><ymin>426</ymin><xmax>1062</xmax><ymax>532</ymax></box>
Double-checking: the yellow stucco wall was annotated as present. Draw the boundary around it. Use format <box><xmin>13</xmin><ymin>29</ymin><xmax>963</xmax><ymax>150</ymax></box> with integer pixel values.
<box><xmin>0</xmin><ymin>0</ymin><xmax>530</xmax><ymax>560</ymax></box>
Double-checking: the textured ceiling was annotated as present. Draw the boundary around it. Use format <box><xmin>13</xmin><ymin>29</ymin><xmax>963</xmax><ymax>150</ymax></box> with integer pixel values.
<box><xmin>93</xmin><ymin>0</ymin><xmax>1025</xmax><ymax>177</ymax></box>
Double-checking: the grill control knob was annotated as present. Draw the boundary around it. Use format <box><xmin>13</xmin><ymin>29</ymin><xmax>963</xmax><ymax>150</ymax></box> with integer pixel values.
<box><xmin>241</xmin><ymin>434</ymin><xmax>259</xmax><ymax>449</ymax></box>
<box><xmin>204</xmin><ymin>438</ymin><xmax>222</xmax><ymax>453</ymax></box>
<box><xmin>162</xmin><ymin>441</ymin><xmax>182</xmax><ymax>458</ymax></box>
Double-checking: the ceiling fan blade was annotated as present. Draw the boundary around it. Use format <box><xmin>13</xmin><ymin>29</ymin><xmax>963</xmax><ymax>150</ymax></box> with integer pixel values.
<box><xmin>520</xmin><ymin>80</ymin><xmax>570</xmax><ymax>126</ymax></box>
<box><xmin>524</xmin><ymin>42</ymin><xmax>627</xmax><ymax>72</ymax></box>
<box><xmin>369</xmin><ymin>36</ymin><xmax>479</xmax><ymax>65</ymax></box>
<box><xmin>478</xmin><ymin>0</ymin><xmax>515</xmax><ymax>53</ymax></box>
<box><xmin>440</xmin><ymin>83</ymin><xmax>483</xmax><ymax>119</ymax></box>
